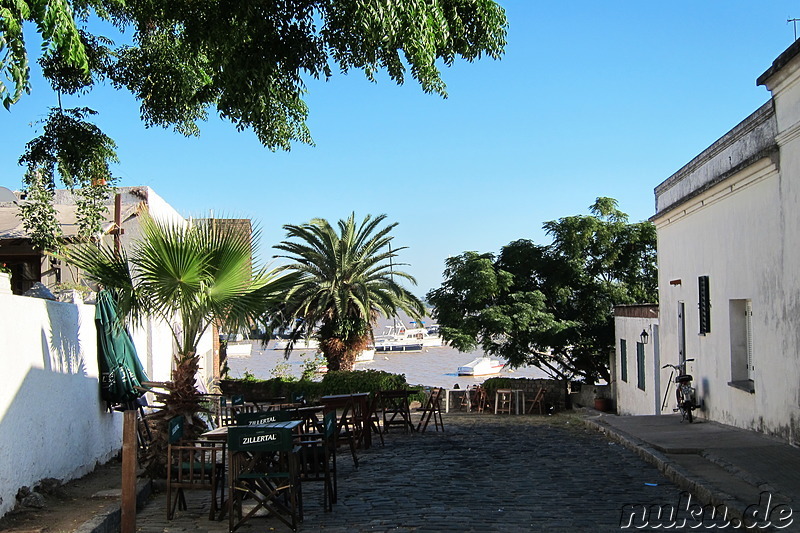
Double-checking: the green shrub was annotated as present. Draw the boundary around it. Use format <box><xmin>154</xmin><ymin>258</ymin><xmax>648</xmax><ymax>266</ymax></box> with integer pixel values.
<box><xmin>481</xmin><ymin>377</ymin><xmax>513</xmax><ymax>397</ymax></box>
<box><xmin>222</xmin><ymin>369</ymin><xmax>427</xmax><ymax>403</ymax></box>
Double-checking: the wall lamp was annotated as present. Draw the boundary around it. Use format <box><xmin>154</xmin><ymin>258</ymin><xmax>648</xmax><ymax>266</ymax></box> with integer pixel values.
<box><xmin>640</xmin><ymin>329</ymin><xmax>650</xmax><ymax>345</ymax></box>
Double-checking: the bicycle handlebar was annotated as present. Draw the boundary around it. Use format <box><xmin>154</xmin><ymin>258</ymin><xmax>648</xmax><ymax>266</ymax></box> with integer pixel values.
<box><xmin>662</xmin><ymin>359</ymin><xmax>695</xmax><ymax>370</ymax></box>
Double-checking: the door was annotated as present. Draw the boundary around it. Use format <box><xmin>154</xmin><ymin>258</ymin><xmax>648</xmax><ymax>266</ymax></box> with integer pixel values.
<box><xmin>678</xmin><ymin>302</ymin><xmax>686</xmax><ymax>365</ymax></box>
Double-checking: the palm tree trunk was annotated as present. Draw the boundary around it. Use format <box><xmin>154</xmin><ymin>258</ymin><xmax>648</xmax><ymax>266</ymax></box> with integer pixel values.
<box><xmin>140</xmin><ymin>353</ymin><xmax>207</xmax><ymax>478</ymax></box>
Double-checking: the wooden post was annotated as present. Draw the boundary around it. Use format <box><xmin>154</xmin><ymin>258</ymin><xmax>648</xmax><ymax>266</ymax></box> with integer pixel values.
<box><xmin>121</xmin><ymin>409</ymin><xmax>137</xmax><ymax>533</ymax></box>
<box><xmin>114</xmin><ymin>193</ymin><xmax>122</xmax><ymax>257</ymax></box>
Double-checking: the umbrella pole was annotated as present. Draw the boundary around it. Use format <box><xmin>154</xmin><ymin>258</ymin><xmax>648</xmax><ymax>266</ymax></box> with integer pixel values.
<box><xmin>121</xmin><ymin>409</ymin><xmax>137</xmax><ymax>533</ymax></box>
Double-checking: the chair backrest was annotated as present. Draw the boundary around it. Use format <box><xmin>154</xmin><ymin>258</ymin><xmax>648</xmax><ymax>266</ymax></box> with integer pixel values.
<box><xmin>227</xmin><ymin>425</ymin><xmax>294</xmax><ymax>452</ymax></box>
<box><xmin>323</xmin><ymin>410</ymin><xmax>336</xmax><ymax>440</ymax></box>
<box><xmin>168</xmin><ymin>415</ymin><xmax>184</xmax><ymax>444</ymax></box>
<box><xmin>234</xmin><ymin>410</ymin><xmax>290</xmax><ymax>426</ymax></box>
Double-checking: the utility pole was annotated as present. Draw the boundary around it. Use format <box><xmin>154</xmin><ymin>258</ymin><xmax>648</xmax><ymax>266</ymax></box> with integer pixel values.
<box><xmin>788</xmin><ymin>17</ymin><xmax>800</xmax><ymax>41</ymax></box>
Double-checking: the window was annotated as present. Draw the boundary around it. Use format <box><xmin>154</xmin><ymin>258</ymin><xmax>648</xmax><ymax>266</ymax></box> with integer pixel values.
<box><xmin>699</xmin><ymin>276</ymin><xmax>711</xmax><ymax>334</ymax></box>
<box><xmin>729</xmin><ymin>299</ymin><xmax>754</xmax><ymax>393</ymax></box>
<box><xmin>636</xmin><ymin>342</ymin><xmax>646</xmax><ymax>391</ymax></box>
<box><xmin>620</xmin><ymin>339</ymin><xmax>628</xmax><ymax>382</ymax></box>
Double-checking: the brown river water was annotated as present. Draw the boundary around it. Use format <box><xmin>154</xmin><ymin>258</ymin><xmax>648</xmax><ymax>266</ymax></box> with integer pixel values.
<box><xmin>225</xmin><ymin>340</ymin><xmax>550</xmax><ymax>389</ymax></box>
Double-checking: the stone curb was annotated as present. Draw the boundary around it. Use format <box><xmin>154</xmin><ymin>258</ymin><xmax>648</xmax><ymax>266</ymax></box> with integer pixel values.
<box><xmin>580</xmin><ymin>414</ymin><xmax>751</xmax><ymax>521</ymax></box>
<box><xmin>73</xmin><ymin>480</ymin><xmax>152</xmax><ymax>533</ymax></box>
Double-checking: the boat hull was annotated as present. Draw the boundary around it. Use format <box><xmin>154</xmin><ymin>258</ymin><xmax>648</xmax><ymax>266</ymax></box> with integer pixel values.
<box><xmin>375</xmin><ymin>343</ymin><xmax>424</xmax><ymax>353</ymax></box>
<box><xmin>457</xmin><ymin>357</ymin><xmax>504</xmax><ymax>376</ymax></box>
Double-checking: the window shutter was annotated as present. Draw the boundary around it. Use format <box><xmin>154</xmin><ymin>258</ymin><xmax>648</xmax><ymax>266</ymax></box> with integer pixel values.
<box><xmin>636</xmin><ymin>342</ymin><xmax>646</xmax><ymax>391</ymax></box>
<box><xmin>746</xmin><ymin>301</ymin><xmax>754</xmax><ymax>380</ymax></box>
<box><xmin>620</xmin><ymin>339</ymin><xmax>628</xmax><ymax>383</ymax></box>
<box><xmin>698</xmin><ymin>276</ymin><xmax>711</xmax><ymax>334</ymax></box>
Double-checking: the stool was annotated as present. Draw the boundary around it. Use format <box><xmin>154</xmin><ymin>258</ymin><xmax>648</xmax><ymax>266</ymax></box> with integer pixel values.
<box><xmin>494</xmin><ymin>389</ymin><xmax>513</xmax><ymax>414</ymax></box>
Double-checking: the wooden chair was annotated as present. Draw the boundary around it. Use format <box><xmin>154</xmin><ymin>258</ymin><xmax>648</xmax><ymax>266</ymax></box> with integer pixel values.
<box><xmin>366</xmin><ymin>393</ymin><xmax>385</xmax><ymax>446</ymax></box>
<box><xmin>321</xmin><ymin>398</ymin><xmax>360</xmax><ymax>468</ymax></box>
<box><xmin>297</xmin><ymin>411</ymin><xmax>338</xmax><ymax>511</ymax></box>
<box><xmin>380</xmin><ymin>390</ymin><xmax>415</xmax><ymax>433</ymax></box>
<box><xmin>416</xmin><ymin>387</ymin><xmax>444</xmax><ymax>432</ymax></box>
<box><xmin>234</xmin><ymin>409</ymin><xmax>290</xmax><ymax>426</ymax></box>
<box><xmin>526</xmin><ymin>387</ymin><xmax>548</xmax><ymax>414</ymax></box>
<box><xmin>166</xmin><ymin>415</ymin><xmax>225</xmax><ymax>521</ymax></box>
<box><xmin>227</xmin><ymin>424</ymin><xmax>303</xmax><ymax>532</ymax></box>
<box><xmin>471</xmin><ymin>386</ymin><xmax>489</xmax><ymax>413</ymax></box>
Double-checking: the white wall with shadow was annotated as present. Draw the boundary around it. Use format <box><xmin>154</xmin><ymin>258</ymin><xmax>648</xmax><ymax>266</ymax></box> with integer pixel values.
<box><xmin>0</xmin><ymin>293</ymin><xmax>122</xmax><ymax>518</ymax></box>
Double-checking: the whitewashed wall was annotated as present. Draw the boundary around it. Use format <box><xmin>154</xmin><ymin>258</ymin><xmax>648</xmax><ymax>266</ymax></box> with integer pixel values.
<box><xmin>0</xmin><ymin>292</ymin><xmax>121</xmax><ymax>518</ymax></box>
<box><xmin>654</xmin><ymin>132</ymin><xmax>800</xmax><ymax>440</ymax></box>
<box><xmin>614</xmin><ymin>316</ymin><xmax>661</xmax><ymax>415</ymax></box>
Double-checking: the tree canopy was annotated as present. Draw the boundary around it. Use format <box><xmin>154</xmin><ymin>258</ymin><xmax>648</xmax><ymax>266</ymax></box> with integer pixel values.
<box><xmin>2</xmin><ymin>0</ymin><xmax>507</xmax><ymax>247</ymax></box>
<box><xmin>273</xmin><ymin>213</ymin><xmax>425</xmax><ymax>371</ymax></box>
<box><xmin>426</xmin><ymin>198</ymin><xmax>657</xmax><ymax>383</ymax></box>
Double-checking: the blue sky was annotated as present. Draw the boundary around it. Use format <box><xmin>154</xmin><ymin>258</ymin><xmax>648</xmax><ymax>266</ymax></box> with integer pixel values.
<box><xmin>2</xmin><ymin>2</ymin><xmax>798</xmax><ymax>296</ymax></box>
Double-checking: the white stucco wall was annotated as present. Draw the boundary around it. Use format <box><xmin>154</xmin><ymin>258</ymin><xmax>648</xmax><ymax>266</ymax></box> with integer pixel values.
<box><xmin>0</xmin><ymin>292</ymin><xmax>122</xmax><ymax>518</ymax></box>
<box><xmin>614</xmin><ymin>316</ymin><xmax>661</xmax><ymax>416</ymax></box>
<box><xmin>654</xmin><ymin>155</ymin><xmax>797</xmax><ymax>437</ymax></box>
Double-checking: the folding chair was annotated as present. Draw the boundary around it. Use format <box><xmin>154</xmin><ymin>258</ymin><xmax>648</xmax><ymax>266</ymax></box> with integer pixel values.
<box><xmin>416</xmin><ymin>387</ymin><xmax>444</xmax><ymax>432</ymax></box>
<box><xmin>228</xmin><ymin>425</ymin><xmax>303</xmax><ymax>532</ymax></box>
<box><xmin>366</xmin><ymin>393</ymin><xmax>385</xmax><ymax>446</ymax></box>
<box><xmin>297</xmin><ymin>411</ymin><xmax>338</xmax><ymax>511</ymax></box>
<box><xmin>526</xmin><ymin>387</ymin><xmax>548</xmax><ymax>414</ymax></box>
<box><xmin>234</xmin><ymin>410</ymin><xmax>290</xmax><ymax>426</ymax></box>
<box><xmin>166</xmin><ymin>415</ymin><xmax>225</xmax><ymax>520</ymax></box>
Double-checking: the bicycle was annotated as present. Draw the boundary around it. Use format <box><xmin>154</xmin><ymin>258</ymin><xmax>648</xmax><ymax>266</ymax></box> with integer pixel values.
<box><xmin>661</xmin><ymin>359</ymin><xmax>697</xmax><ymax>423</ymax></box>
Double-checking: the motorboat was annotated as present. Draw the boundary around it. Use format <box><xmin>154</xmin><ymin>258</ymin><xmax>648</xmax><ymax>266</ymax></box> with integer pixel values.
<box><xmin>225</xmin><ymin>341</ymin><xmax>253</xmax><ymax>357</ymax></box>
<box><xmin>356</xmin><ymin>347</ymin><xmax>375</xmax><ymax>362</ymax></box>
<box><xmin>272</xmin><ymin>337</ymin><xmax>319</xmax><ymax>350</ymax></box>
<box><xmin>373</xmin><ymin>319</ymin><xmax>443</xmax><ymax>352</ymax></box>
<box><xmin>457</xmin><ymin>357</ymin><xmax>504</xmax><ymax>376</ymax></box>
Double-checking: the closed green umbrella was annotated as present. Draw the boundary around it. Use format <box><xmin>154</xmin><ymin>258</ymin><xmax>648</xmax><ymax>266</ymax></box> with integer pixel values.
<box><xmin>96</xmin><ymin>290</ymin><xmax>148</xmax><ymax>409</ymax></box>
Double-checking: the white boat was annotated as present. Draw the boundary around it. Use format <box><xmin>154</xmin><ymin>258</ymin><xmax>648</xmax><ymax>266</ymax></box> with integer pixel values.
<box><xmin>457</xmin><ymin>356</ymin><xmax>504</xmax><ymax>376</ymax></box>
<box><xmin>374</xmin><ymin>319</ymin><xmax>443</xmax><ymax>352</ymax></box>
<box><xmin>272</xmin><ymin>338</ymin><xmax>319</xmax><ymax>350</ymax></box>
<box><xmin>356</xmin><ymin>347</ymin><xmax>375</xmax><ymax>362</ymax></box>
<box><xmin>225</xmin><ymin>341</ymin><xmax>253</xmax><ymax>357</ymax></box>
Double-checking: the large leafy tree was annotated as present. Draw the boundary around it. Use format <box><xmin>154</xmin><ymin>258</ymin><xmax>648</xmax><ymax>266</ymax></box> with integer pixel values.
<box><xmin>273</xmin><ymin>213</ymin><xmax>425</xmax><ymax>371</ymax></box>
<box><xmin>63</xmin><ymin>209</ymin><xmax>298</xmax><ymax>474</ymax></box>
<box><xmin>3</xmin><ymin>0</ymin><xmax>507</xmax><ymax>245</ymax></box>
<box><xmin>427</xmin><ymin>198</ymin><xmax>657</xmax><ymax>383</ymax></box>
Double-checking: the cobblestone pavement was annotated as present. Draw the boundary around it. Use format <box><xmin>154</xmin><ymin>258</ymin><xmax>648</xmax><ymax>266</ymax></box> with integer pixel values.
<box><xmin>136</xmin><ymin>413</ymin><xmax>694</xmax><ymax>532</ymax></box>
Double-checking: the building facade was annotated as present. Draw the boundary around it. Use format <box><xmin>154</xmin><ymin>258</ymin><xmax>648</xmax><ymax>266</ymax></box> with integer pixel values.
<box><xmin>652</xmin><ymin>40</ymin><xmax>800</xmax><ymax>443</ymax></box>
<box><xmin>612</xmin><ymin>305</ymin><xmax>660</xmax><ymax>416</ymax></box>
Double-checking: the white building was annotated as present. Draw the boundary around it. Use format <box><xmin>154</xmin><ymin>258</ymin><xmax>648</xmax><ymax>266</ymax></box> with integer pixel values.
<box><xmin>0</xmin><ymin>186</ymin><xmax>217</xmax><ymax>388</ymax></box>
<box><xmin>612</xmin><ymin>305</ymin><xmax>660</xmax><ymax>416</ymax></box>
<box><xmin>651</xmin><ymin>40</ymin><xmax>800</xmax><ymax>443</ymax></box>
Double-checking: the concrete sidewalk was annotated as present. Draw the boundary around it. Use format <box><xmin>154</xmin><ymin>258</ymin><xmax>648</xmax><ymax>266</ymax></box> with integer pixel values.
<box><xmin>584</xmin><ymin>412</ymin><xmax>800</xmax><ymax>526</ymax></box>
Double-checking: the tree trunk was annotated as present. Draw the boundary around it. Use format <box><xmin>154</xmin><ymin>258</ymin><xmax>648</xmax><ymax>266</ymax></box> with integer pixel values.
<box><xmin>140</xmin><ymin>353</ymin><xmax>207</xmax><ymax>478</ymax></box>
<box><xmin>320</xmin><ymin>335</ymin><xmax>369</xmax><ymax>372</ymax></box>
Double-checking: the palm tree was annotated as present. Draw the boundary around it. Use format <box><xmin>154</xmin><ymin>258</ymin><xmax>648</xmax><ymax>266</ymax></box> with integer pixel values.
<box><xmin>64</xmin><ymin>209</ymin><xmax>298</xmax><ymax>474</ymax></box>
<box><xmin>274</xmin><ymin>213</ymin><xmax>425</xmax><ymax>371</ymax></box>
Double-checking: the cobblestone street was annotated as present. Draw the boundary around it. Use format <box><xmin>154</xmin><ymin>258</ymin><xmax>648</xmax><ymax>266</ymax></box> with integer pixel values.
<box><xmin>136</xmin><ymin>413</ymin><xmax>693</xmax><ymax>532</ymax></box>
